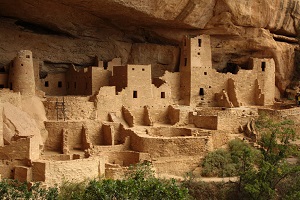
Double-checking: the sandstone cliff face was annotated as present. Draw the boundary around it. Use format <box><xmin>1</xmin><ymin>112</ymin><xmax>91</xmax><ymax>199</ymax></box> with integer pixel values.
<box><xmin>0</xmin><ymin>0</ymin><xmax>299</xmax><ymax>92</ymax></box>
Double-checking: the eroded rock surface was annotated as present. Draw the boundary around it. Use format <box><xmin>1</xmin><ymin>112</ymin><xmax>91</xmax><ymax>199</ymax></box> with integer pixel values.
<box><xmin>0</xmin><ymin>0</ymin><xmax>299</xmax><ymax>92</ymax></box>
<box><xmin>3</xmin><ymin>102</ymin><xmax>42</xmax><ymax>145</ymax></box>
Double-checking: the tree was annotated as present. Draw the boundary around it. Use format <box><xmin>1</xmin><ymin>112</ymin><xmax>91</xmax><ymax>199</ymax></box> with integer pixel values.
<box><xmin>238</xmin><ymin>114</ymin><xmax>300</xmax><ymax>200</ymax></box>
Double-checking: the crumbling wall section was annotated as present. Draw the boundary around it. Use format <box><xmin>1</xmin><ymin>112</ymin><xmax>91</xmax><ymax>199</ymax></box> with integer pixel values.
<box><xmin>122</xmin><ymin>106</ymin><xmax>134</xmax><ymax>127</ymax></box>
<box><xmin>44</xmin><ymin>121</ymin><xmax>83</xmax><ymax>152</ymax></box>
<box><xmin>161</xmin><ymin>72</ymin><xmax>180</xmax><ymax>104</ymax></box>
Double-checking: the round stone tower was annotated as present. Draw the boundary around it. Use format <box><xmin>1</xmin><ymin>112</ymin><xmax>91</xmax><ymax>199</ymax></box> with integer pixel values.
<box><xmin>9</xmin><ymin>50</ymin><xmax>35</xmax><ymax>95</ymax></box>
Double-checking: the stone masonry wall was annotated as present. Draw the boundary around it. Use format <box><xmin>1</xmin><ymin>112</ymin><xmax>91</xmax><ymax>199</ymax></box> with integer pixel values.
<box><xmin>32</xmin><ymin>157</ymin><xmax>105</xmax><ymax>186</ymax></box>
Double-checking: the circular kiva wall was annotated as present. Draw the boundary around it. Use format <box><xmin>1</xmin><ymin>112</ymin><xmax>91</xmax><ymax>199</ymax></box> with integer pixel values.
<box><xmin>9</xmin><ymin>50</ymin><xmax>35</xmax><ymax>95</ymax></box>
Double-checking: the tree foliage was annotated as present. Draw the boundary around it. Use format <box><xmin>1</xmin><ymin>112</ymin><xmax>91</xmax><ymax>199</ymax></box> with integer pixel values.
<box><xmin>199</xmin><ymin>113</ymin><xmax>300</xmax><ymax>200</ymax></box>
<box><xmin>238</xmin><ymin>114</ymin><xmax>300</xmax><ymax>200</ymax></box>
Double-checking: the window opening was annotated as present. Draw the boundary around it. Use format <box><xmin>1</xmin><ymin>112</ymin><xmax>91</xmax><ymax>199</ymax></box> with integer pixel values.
<box><xmin>198</xmin><ymin>39</ymin><xmax>202</xmax><ymax>47</ymax></box>
<box><xmin>161</xmin><ymin>92</ymin><xmax>165</xmax><ymax>98</ymax></box>
<box><xmin>132</xmin><ymin>68</ymin><xmax>135</xmax><ymax>70</ymax></box>
<box><xmin>184</xmin><ymin>58</ymin><xmax>187</xmax><ymax>66</ymax></box>
<box><xmin>45</xmin><ymin>81</ymin><xmax>49</xmax><ymax>87</ymax></box>
<box><xmin>21</xmin><ymin>64</ymin><xmax>23</xmax><ymax>66</ymax></box>
<box><xmin>58</xmin><ymin>81</ymin><xmax>62</xmax><ymax>88</ymax></box>
<box><xmin>26</xmin><ymin>55</ymin><xmax>30</xmax><ymax>58</ymax></box>
<box><xmin>261</xmin><ymin>62</ymin><xmax>266</xmax><ymax>71</ymax></box>
<box><xmin>142</xmin><ymin>68</ymin><xmax>145</xmax><ymax>71</ymax></box>
<box><xmin>199</xmin><ymin>88</ymin><xmax>204</xmax><ymax>96</ymax></box>
<box><xmin>204</xmin><ymin>72</ymin><xmax>207</xmax><ymax>75</ymax></box>
<box><xmin>103</xmin><ymin>62</ymin><xmax>108</xmax><ymax>70</ymax></box>
<box><xmin>133</xmin><ymin>91</ymin><xmax>137</xmax><ymax>98</ymax></box>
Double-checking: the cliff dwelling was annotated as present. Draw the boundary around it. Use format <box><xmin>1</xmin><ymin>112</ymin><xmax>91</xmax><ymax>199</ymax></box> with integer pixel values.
<box><xmin>0</xmin><ymin>33</ymin><xmax>296</xmax><ymax>186</ymax></box>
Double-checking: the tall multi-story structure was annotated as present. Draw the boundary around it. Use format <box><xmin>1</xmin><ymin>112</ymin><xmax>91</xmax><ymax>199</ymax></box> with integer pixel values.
<box><xmin>9</xmin><ymin>50</ymin><xmax>36</xmax><ymax>95</ymax></box>
<box><xmin>180</xmin><ymin>35</ymin><xmax>275</xmax><ymax>107</ymax></box>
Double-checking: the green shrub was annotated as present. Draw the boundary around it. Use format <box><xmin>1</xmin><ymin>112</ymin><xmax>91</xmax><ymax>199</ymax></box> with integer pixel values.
<box><xmin>201</xmin><ymin>139</ymin><xmax>258</xmax><ymax>178</ymax></box>
<box><xmin>0</xmin><ymin>179</ymin><xmax>58</xmax><ymax>200</ymax></box>
<box><xmin>201</xmin><ymin>149</ymin><xmax>236</xmax><ymax>177</ymax></box>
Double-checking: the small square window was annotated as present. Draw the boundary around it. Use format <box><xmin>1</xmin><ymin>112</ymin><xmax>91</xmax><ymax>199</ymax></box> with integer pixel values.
<box><xmin>204</xmin><ymin>72</ymin><xmax>207</xmax><ymax>75</ymax></box>
<box><xmin>26</xmin><ymin>55</ymin><xmax>30</xmax><ymax>58</ymax></box>
<box><xmin>142</xmin><ymin>68</ymin><xmax>145</xmax><ymax>71</ymax></box>
<box><xmin>45</xmin><ymin>81</ymin><xmax>49</xmax><ymax>87</ymax></box>
<box><xmin>132</xmin><ymin>68</ymin><xmax>135</xmax><ymax>70</ymax></box>
<box><xmin>161</xmin><ymin>92</ymin><xmax>165</xmax><ymax>98</ymax></box>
